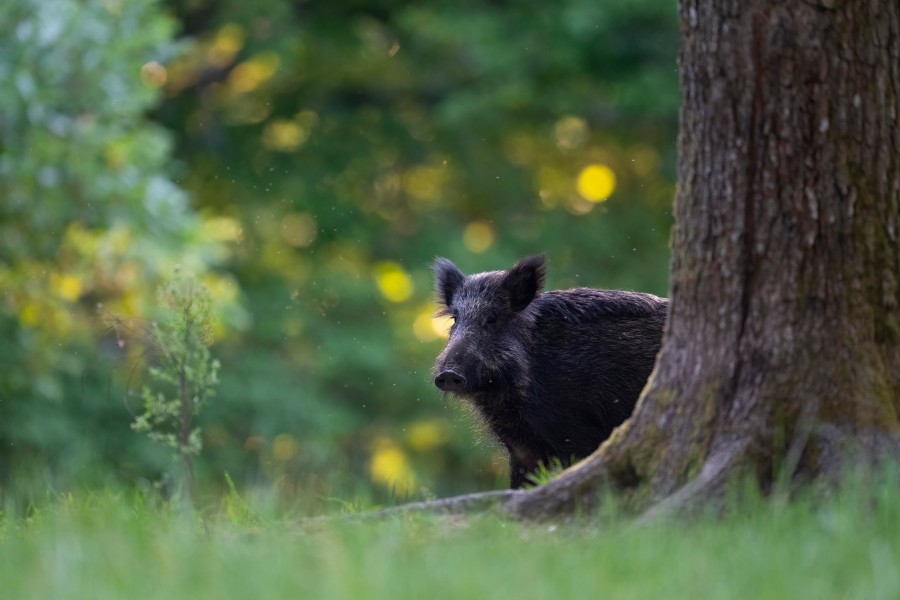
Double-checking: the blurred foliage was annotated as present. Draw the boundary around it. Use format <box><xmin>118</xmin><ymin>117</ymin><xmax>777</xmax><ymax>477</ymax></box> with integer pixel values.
<box><xmin>0</xmin><ymin>0</ymin><xmax>678</xmax><ymax>508</ymax></box>
<box><xmin>0</xmin><ymin>0</ymin><xmax>231</xmax><ymax>494</ymax></box>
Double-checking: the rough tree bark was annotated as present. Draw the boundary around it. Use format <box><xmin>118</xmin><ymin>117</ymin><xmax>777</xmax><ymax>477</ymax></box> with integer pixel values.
<box><xmin>505</xmin><ymin>0</ymin><xmax>900</xmax><ymax>519</ymax></box>
<box><xmin>354</xmin><ymin>0</ymin><xmax>900</xmax><ymax>523</ymax></box>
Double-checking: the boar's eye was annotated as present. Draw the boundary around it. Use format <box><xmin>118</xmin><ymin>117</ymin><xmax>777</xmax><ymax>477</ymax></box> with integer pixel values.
<box><xmin>484</xmin><ymin>315</ymin><xmax>497</xmax><ymax>326</ymax></box>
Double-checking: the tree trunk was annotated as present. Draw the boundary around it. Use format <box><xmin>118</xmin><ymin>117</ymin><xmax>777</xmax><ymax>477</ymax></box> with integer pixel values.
<box><xmin>507</xmin><ymin>0</ymin><xmax>900</xmax><ymax>519</ymax></box>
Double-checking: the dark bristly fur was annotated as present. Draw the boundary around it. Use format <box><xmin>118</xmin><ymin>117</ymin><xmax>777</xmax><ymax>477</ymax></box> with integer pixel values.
<box><xmin>433</xmin><ymin>255</ymin><xmax>667</xmax><ymax>489</ymax></box>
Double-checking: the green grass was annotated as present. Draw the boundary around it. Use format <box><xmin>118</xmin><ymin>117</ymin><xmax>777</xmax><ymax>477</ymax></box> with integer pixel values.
<box><xmin>1</xmin><ymin>478</ymin><xmax>898</xmax><ymax>600</ymax></box>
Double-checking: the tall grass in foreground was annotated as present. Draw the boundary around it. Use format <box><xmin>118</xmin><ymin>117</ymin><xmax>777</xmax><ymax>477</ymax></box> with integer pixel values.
<box><xmin>0</xmin><ymin>474</ymin><xmax>897</xmax><ymax>600</ymax></box>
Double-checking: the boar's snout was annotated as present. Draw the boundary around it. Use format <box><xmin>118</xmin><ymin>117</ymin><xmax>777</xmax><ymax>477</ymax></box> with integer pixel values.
<box><xmin>434</xmin><ymin>369</ymin><xmax>467</xmax><ymax>392</ymax></box>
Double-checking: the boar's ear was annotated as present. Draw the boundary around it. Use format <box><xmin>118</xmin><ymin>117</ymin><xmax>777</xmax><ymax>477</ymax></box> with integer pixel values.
<box><xmin>433</xmin><ymin>258</ymin><xmax>465</xmax><ymax>307</ymax></box>
<box><xmin>504</xmin><ymin>254</ymin><xmax>546</xmax><ymax>312</ymax></box>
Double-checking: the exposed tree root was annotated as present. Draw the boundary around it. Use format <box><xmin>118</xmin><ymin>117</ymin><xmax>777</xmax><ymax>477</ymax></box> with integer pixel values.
<box><xmin>353</xmin><ymin>490</ymin><xmax>524</xmax><ymax>520</ymax></box>
<box><xmin>800</xmin><ymin>426</ymin><xmax>900</xmax><ymax>485</ymax></box>
<box><xmin>636</xmin><ymin>448</ymin><xmax>739</xmax><ymax>524</ymax></box>
<box><xmin>313</xmin><ymin>427</ymin><xmax>898</xmax><ymax>526</ymax></box>
<box><xmin>504</xmin><ymin>461</ymin><xmax>613</xmax><ymax>521</ymax></box>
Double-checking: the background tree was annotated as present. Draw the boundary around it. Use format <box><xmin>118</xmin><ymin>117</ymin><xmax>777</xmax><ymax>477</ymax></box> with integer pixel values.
<box><xmin>508</xmin><ymin>0</ymin><xmax>900</xmax><ymax>519</ymax></box>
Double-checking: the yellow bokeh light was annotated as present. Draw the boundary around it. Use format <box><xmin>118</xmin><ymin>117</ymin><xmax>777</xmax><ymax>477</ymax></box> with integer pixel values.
<box><xmin>202</xmin><ymin>216</ymin><xmax>244</xmax><ymax>242</ymax></box>
<box><xmin>140</xmin><ymin>61</ymin><xmax>167</xmax><ymax>88</ymax></box>
<box><xmin>412</xmin><ymin>306</ymin><xmax>453</xmax><ymax>341</ymax></box>
<box><xmin>431</xmin><ymin>314</ymin><xmax>453</xmax><ymax>338</ymax></box>
<box><xmin>375</xmin><ymin>262</ymin><xmax>414</xmax><ymax>303</ymax></box>
<box><xmin>19</xmin><ymin>301</ymin><xmax>41</xmax><ymax>326</ymax></box>
<box><xmin>566</xmin><ymin>196</ymin><xmax>595</xmax><ymax>216</ymax></box>
<box><xmin>280</xmin><ymin>213</ymin><xmax>317</xmax><ymax>248</ymax></box>
<box><xmin>413</xmin><ymin>310</ymin><xmax>437</xmax><ymax>341</ymax></box>
<box><xmin>537</xmin><ymin>165</ymin><xmax>568</xmax><ymax>207</ymax></box>
<box><xmin>272</xmin><ymin>434</ymin><xmax>299</xmax><ymax>462</ymax></box>
<box><xmin>370</xmin><ymin>437</ymin><xmax>417</xmax><ymax>497</ymax></box>
<box><xmin>576</xmin><ymin>164</ymin><xmax>617</xmax><ymax>202</ymax></box>
<box><xmin>208</xmin><ymin>24</ymin><xmax>245</xmax><ymax>68</ymax></box>
<box><xmin>406</xmin><ymin>420</ymin><xmax>448</xmax><ymax>452</ymax></box>
<box><xmin>554</xmin><ymin>116</ymin><xmax>589</xmax><ymax>150</ymax></box>
<box><xmin>104</xmin><ymin>139</ymin><xmax>127</xmax><ymax>170</ymax></box>
<box><xmin>403</xmin><ymin>164</ymin><xmax>447</xmax><ymax>204</ymax></box>
<box><xmin>462</xmin><ymin>221</ymin><xmax>495</xmax><ymax>253</ymax></box>
<box><xmin>56</xmin><ymin>274</ymin><xmax>83</xmax><ymax>301</ymax></box>
<box><xmin>201</xmin><ymin>274</ymin><xmax>239</xmax><ymax>304</ymax></box>
<box><xmin>262</xmin><ymin>120</ymin><xmax>309</xmax><ymax>152</ymax></box>
<box><xmin>227</xmin><ymin>52</ymin><xmax>280</xmax><ymax>94</ymax></box>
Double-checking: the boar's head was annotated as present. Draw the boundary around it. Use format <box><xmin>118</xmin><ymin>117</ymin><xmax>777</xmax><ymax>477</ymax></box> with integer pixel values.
<box><xmin>432</xmin><ymin>254</ymin><xmax>545</xmax><ymax>395</ymax></box>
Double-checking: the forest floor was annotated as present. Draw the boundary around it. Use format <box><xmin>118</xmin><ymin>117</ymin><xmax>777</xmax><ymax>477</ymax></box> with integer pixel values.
<box><xmin>1</xmin><ymin>473</ymin><xmax>898</xmax><ymax>600</ymax></box>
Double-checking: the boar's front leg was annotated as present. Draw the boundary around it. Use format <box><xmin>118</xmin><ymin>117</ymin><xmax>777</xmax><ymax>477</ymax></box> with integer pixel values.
<box><xmin>505</xmin><ymin>442</ymin><xmax>543</xmax><ymax>489</ymax></box>
<box><xmin>509</xmin><ymin>455</ymin><xmax>531</xmax><ymax>489</ymax></box>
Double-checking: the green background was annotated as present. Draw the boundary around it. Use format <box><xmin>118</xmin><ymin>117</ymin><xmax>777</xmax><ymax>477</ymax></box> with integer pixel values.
<box><xmin>0</xmin><ymin>0</ymin><xmax>678</xmax><ymax>509</ymax></box>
